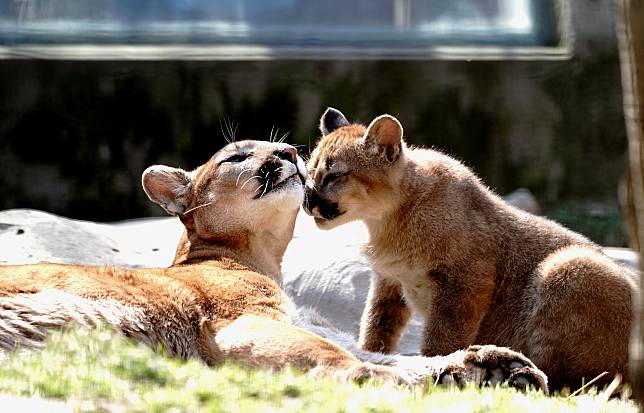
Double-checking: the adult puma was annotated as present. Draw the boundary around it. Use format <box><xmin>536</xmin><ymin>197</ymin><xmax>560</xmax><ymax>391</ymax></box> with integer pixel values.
<box><xmin>0</xmin><ymin>140</ymin><xmax>546</xmax><ymax>390</ymax></box>
<box><xmin>304</xmin><ymin>107</ymin><xmax>638</xmax><ymax>391</ymax></box>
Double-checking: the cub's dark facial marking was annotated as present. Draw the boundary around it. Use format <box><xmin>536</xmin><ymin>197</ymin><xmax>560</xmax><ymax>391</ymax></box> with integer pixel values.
<box><xmin>303</xmin><ymin>187</ymin><xmax>342</xmax><ymax>221</ymax></box>
<box><xmin>318</xmin><ymin>200</ymin><xmax>342</xmax><ymax>221</ymax></box>
<box><xmin>322</xmin><ymin>172</ymin><xmax>347</xmax><ymax>187</ymax></box>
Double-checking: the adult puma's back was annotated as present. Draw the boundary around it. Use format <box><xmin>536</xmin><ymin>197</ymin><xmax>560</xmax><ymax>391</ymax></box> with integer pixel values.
<box><xmin>304</xmin><ymin>107</ymin><xmax>638</xmax><ymax>391</ymax></box>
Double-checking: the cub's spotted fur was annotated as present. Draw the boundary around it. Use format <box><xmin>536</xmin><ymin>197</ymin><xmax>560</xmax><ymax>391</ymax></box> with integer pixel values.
<box><xmin>304</xmin><ymin>108</ymin><xmax>638</xmax><ymax>391</ymax></box>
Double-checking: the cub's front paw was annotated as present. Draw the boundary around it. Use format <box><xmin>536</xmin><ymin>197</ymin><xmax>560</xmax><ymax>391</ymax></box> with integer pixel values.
<box><xmin>438</xmin><ymin>345</ymin><xmax>548</xmax><ymax>394</ymax></box>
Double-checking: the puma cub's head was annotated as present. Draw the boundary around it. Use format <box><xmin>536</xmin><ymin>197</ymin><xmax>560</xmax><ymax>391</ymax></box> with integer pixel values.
<box><xmin>304</xmin><ymin>108</ymin><xmax>405</xmax><ymax>229</ymax></box>
<box><xmin>142</xmin><ymin>140</ymin><xmax>307</xmax><ymax>242</ymax></box>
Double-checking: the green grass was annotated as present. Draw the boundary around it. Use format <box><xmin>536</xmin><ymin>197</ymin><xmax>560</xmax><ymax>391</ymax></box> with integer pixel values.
<box><xmin>0</xmin><ymin>327</ymin><xmax>637</xmax><ymax>413</ymax></box>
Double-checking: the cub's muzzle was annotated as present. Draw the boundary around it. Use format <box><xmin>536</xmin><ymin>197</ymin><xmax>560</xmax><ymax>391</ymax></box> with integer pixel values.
<box><xmin>303</xmin><ymin>185</ymin><xmax>342</xmax><ymax>220</ymax></box>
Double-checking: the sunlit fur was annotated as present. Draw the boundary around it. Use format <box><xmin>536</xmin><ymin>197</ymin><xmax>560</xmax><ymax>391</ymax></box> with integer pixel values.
<box><xmin>305</xmin><ymin>108</ymin><xmax>638</xmax><ymax>392</ymax></box>
<box><xmin>0</xmin><ymin>139</ymin><xmax>548</xmax><ymax>390</ymax></box>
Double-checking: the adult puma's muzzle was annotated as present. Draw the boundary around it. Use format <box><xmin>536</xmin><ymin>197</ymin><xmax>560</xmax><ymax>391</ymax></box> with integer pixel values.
<box><xmin>251</xmin><ymin>146</ymin><xmax>307</xmax><ymax>200</ymax></box>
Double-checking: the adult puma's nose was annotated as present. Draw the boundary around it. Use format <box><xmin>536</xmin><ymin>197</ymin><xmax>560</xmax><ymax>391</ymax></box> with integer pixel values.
<box><xmin>275</xmin><ymin>146</ymin><xmax>297</xmax><ymax>164</ymax></box>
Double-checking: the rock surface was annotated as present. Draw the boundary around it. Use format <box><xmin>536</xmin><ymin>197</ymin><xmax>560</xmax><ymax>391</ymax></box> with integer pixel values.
<box><xmin>0</xmin><ymin>208</ymin><xmax>639</xmax><ymax>354</ymax></box>
<box><xmin>0</xmin><ymin>209</ymin><xmax>182</xmax><ymax>268</ymax></box>
<box><xmin>504</xmin><ymin>188</ymin><xmax>541</xmax><ymax>215</ymax></box>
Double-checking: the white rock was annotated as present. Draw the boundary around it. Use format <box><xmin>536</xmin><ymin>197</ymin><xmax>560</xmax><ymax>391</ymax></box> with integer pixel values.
<box><xmin>504</xmin><ymin>188</ymin><xmax>540</xmax><ymax>215</ymax></box>
<box><xmin>0</xmin><ymin>209</ymin><xmax>182</xmax><ymax>268</ymax></box>
<box><xmin>283</xmin><ymin>211</ymin><xmax>424</xmax><ymax>354</ymax></box>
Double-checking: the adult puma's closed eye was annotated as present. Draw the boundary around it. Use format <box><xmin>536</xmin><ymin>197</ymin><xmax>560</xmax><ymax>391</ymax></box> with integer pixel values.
<box><xmin>305</xmin><ymin>107</ymin><xmax>638</xmax><ymax>392</ymax></box>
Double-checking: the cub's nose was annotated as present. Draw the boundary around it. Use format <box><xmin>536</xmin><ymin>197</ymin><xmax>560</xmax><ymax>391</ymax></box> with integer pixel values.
<box><xmin>275</xmin><ymin>146</ymin><xmax>297</xmax><ymax>164</ymax></box>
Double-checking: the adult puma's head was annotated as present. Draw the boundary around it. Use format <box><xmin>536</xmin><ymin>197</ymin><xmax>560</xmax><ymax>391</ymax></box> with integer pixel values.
<box><xmin>304</xmin><ymin>108</ymin><xmax>406</xmax><ymax>229</ymax></box>
<box><xmin>142</xmin><ymin>140</ymin><xmax>307</xmax><ymax>276</ymax></box>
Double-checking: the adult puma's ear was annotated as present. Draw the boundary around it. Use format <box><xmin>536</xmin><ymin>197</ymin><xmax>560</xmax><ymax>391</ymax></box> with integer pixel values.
<box><xmin>142</xmin><ymin>165</ymin><xmax>194</xmax><ymax>215</ymax></box>
<box><xmin>319</xmin><ymin>107</ymin><xmax>350</xmax><ymax>136</ymax></box>
<box><xmin>364</xmin><ymin>114</ymin><xmax>403</xmax><ymax>163</ymax></box>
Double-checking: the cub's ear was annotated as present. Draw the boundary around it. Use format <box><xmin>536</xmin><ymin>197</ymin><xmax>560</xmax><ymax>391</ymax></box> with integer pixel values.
<box><xmin>364</xmin><ymin>114</ymin><xmax>403</xmax><ymax>163</ymax></box>
<box><xmin>142</xmin><ymin>165</ymin><xmax>194</xmax><ymax>215</ymax></box>
<box><xmin>320</xmin><ymin>107</ymin><xmax>350</xmax><ymax>136</ymax></box>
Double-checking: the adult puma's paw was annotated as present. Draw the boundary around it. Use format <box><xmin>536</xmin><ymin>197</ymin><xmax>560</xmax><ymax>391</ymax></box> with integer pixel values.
<box><xmin>437</xmin><ymin>345</ymin><xmax>548</xmax><ymax>394</ymax></box>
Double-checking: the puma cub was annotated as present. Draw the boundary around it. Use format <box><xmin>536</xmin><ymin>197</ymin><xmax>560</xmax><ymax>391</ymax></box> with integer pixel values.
<box><xmin>0</xmin><ymin>140</ymin><xmax>547</xmax><ymax>390</ymax></box>
<box><xmin>304</xmin><ymin>107</ymin><xmax>638</xmax><ymax>391</ymax></box>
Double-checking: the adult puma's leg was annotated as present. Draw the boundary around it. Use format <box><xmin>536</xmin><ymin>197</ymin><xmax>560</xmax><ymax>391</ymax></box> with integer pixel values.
<box><xmin>209</xmin><ymin>314</ymin><xmax>549</xmax><ymax>392</ymax></box>
<box><xmin>199</xmin><ymin>315</ymin><xmax>403</xmax><ymax>383</ymax></box>
<box><xmin>526</xmin><ymin>246</ymin><xmax>637</xmax><ymax>391</ymax></box>
<box><xmin>359</xmin><ymin>275</ymin><xmax>411</xmax><ymax>354</ymax></box>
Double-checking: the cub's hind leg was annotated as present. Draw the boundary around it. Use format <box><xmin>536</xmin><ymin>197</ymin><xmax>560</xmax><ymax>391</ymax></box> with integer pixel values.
<box><xmin>199</xmin><ymin>315</ymin><xmax>404</xmax><ymax>384</ymax></box>
<box><xmin>525</xmin><ymin>246</ymin><xmax>637</xmax><ymax>391</ymax></box>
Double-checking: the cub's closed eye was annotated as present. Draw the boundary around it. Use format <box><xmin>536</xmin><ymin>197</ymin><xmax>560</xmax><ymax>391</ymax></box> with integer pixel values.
<box><xmin>222</xmin><ymin>153</ymin><xmax>250</xmax><ymax>163</ymax></box>
<box><xmin>323</xmin><ymin>172</ymin><xmax>347</xmax><ymax>186</ymax></box>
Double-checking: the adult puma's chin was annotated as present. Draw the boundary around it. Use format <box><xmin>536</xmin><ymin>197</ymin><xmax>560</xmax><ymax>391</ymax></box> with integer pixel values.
<box><xmin>255</xmin><ymin>174</ymin><xmax>305</xmax><ymax>207</ymax></box>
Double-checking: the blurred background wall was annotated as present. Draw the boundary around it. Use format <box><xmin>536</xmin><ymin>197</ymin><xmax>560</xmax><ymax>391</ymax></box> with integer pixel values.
<box><xmin>0</xmin><ymin>0</ymin><xmax>630</xmax><ymax>246</ymax></box>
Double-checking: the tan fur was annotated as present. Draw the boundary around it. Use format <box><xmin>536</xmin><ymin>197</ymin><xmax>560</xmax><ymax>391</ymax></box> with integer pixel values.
<box><xmin>305</xmin><ymin>108</ymin><xmax>639</xmax><ymax>391</ymax></box>
<box><xmin>0</xmin><ymin>141</ymin><xmax>368</xmax><ymax>379</ymax></box>
<box><xmin>0</xmin><ymin>139</ymin><xmax>551</xmax><ymax>390</ymax></box>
